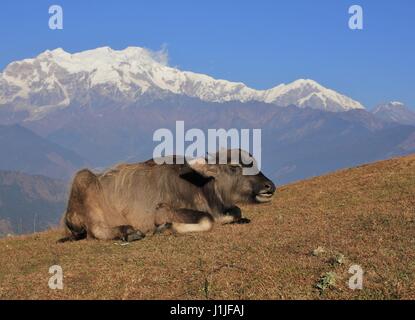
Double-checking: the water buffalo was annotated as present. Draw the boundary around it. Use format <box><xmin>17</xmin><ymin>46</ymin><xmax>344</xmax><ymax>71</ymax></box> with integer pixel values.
<box><xmin>58</xmin><ymin>149</ymin><xmax>276</xmax><ymax>242</ymax></box>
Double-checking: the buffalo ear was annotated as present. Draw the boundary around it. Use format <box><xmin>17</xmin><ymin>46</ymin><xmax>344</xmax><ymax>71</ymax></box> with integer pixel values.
<box><xmin>187</xmin><ymin>158</ymin><xmax>218</xmax><ymax>178</ymax></box>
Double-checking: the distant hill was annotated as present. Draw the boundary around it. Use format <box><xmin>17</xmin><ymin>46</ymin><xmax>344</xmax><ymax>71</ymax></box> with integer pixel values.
<box><xmin>0</xmin><ymin>154</ymin><xmax>414</xmax><ymax>299</ymax></box>
<box><xmin>0</xmin><ymin>124</ymin><xmax>87</xmax><ymax>179</ymax></box>
<box><xmin>0</xmin><ymin>171</ymin><xmax>68</xmax><ymax>235</ymax></box>
<box><xmin>372</xmin><ymin>102</ymin><xmax>415</xmax><ymax>126</ymax></box>
<box><xmin>2</xmin><ymin>100</ymin><xmax>411</xmax><ymax>185</ymax></box>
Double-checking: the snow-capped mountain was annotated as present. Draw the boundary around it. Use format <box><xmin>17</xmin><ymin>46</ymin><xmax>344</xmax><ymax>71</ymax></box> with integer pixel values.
<box><xmin>372</xmin><ymin>102</ymin><xmax>415</xmax><ymax>126</ymax></box>
<box><xmin>261</xmin><ymin>79</ymin><xmax>364</xmax><ymax>112</ymax></box>
<box><xmin>0</xmin><ymin>46</ymin><xmax>364</xmax><ymax>119</ymax></box>
<box><xmin>0</xmin><ymin>47</ymin><xmax>414</xmax><ymax>187</ymax></box>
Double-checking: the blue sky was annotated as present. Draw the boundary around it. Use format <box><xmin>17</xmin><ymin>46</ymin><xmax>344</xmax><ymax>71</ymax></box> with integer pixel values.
<box><xmin>0</xmin><ymin>0</ymin><xmax>414</xmax><ymax>109</ymax></box>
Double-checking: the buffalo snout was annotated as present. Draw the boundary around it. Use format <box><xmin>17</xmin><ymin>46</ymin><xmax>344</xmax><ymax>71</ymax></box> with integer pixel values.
<box><xmin>251</xmin><ymin>174</ymin><xmax>276</xmax><ymax>203</ymax></box>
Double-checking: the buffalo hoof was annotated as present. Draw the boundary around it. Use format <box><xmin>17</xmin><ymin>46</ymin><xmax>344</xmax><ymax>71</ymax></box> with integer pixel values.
<box><xmin>226</xmin><ymin>206</ymin><xmax>242</xmax><ymax>219</ymax></box>
<box><xmin>124</xmin><ymin>230</ymin><xmax>145</xmax><ymax>242</ymax></box>
<box><xmin>57</xmin><ymin>236</ymin><xmax>72</xmax><ymax>243</ymax></box>
<box><xmin>232</xmin><ymin>217</ymin><xmax>251</xmax><ymax>224</ymax></box>
<box><xmin>153</xmin><ymin>222</ymin><xmax>173</xmax><ymax>235</ymax></box>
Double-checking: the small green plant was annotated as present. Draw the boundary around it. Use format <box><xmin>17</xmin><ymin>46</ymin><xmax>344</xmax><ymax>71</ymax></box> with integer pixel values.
<box><xmin>202</xmin><ymin>277</ymin><xmax>210</xmax><ymax>299</ymax></box>
<box><xmin>315</xmin><ymin>272</ymin><xmax>336</xmax><ymax>293</ymax></box>
<box><xmin>331</xmin><ymin>253</ymin><xmax>345</xmax><ymax>265</ymax></box>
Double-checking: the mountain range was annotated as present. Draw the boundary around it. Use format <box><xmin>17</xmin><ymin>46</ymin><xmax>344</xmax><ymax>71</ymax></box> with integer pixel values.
<box><xmin>0</xmin><ymin>47</ymin><xmax>364</xmax><ymax>119</ymax></box>
<box><xmin>0</xmin><ymin>47</ymin><xmax>414</xmax><ymax>182</ymax></box>
<box><xmin>0</xmin><ymin>124</ymin><xmax>87</xmax><ymax>179</ymax></box>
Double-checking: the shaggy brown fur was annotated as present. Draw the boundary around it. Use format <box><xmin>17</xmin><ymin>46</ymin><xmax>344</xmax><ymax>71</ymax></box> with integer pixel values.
<box><xmin>59</xmin><ymin>151</ymin><xmax>275</xmax><ymax>242</ymax></box>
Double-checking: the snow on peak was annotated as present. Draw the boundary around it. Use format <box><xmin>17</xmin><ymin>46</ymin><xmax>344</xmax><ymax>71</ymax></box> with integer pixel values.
<box><xmin>373</xmin><ymin>101</ymin><xmax>406</xmax><ymax>114</ymax></box>
<box><xmin>262</xmin><ymin>78</ymin><xmax>364</xmax><ymax>111</ymax></box>
<box><xmin>0</xmin><ymin>46</ymin><xmax>365</xmax><ymax>114</ymax></box>
<box><xmin>372</xmin><ymin>101</ymin><xmax>415</xmax><ymax>125</ymax></box>
<box><xmin>288</xmin><ymin>78</ymin><xmax>322</xmax><ymax>88</ymax></box>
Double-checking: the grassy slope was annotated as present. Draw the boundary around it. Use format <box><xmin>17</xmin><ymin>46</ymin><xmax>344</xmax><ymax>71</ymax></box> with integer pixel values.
<box><xmin>0</xmin><ymin>154</ymin><xmax>414</xmax><ymax>300</ymax></box>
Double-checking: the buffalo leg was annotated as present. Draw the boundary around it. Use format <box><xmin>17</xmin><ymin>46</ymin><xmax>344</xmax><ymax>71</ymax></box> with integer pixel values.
<box><xmin>117</xmin><ymin>225</ymin><xmax>145</xmax><ymax>242</ymax></box>
<box><xmin>88</xmin><ymin>223</ymin><xmax>145</xmax><ymax>242</ymax></box>
<box><xmin>57</xmin><ymin>232</ymin><xmax>87</xmax><ymax>243</ymax></box>
<box><xmin>155</xmin><ymin>204</ymin><xmax>214</xmax><ymax>234</ymax></box>
<box><xmin>153</xmin><ymin>222</ymin><xmax>173</xmax><ymax>235</ymax></box>
<box><xmin>216</xmin><ymin>206</ymin><xmax>251</xmax><ymax>224</ymax></box>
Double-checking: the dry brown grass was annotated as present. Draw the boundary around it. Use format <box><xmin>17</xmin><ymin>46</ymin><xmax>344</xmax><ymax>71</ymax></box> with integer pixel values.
<box><xmin>1</xmin><ymin>154</ymin><xmax>414</xmax><ymax>300</ymax></box>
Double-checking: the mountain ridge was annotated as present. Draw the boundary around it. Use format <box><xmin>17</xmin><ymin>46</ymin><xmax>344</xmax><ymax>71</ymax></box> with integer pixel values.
<box><xmin>0</xmin><ymin>170</ymin><xmax>67</xmax><ymax>235</ymax></box>
<box><xmin>1</xmin><ymin>47</ymin><xmax>414</xmax><ymax>186</ymax></box>
<box><xmin>371</xmin><ymin>101</ymin><xmax>415</xmax><ymax>126</ymax></box>
<box><xmin>0</xmin><ymin>123</ymin><xmax>87</xmax><ymax>179</ymax></box>
<box><xmin>0</xmin><ymin>46</ymin><xmax>364</xmax><ymax>116</ymax></box>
